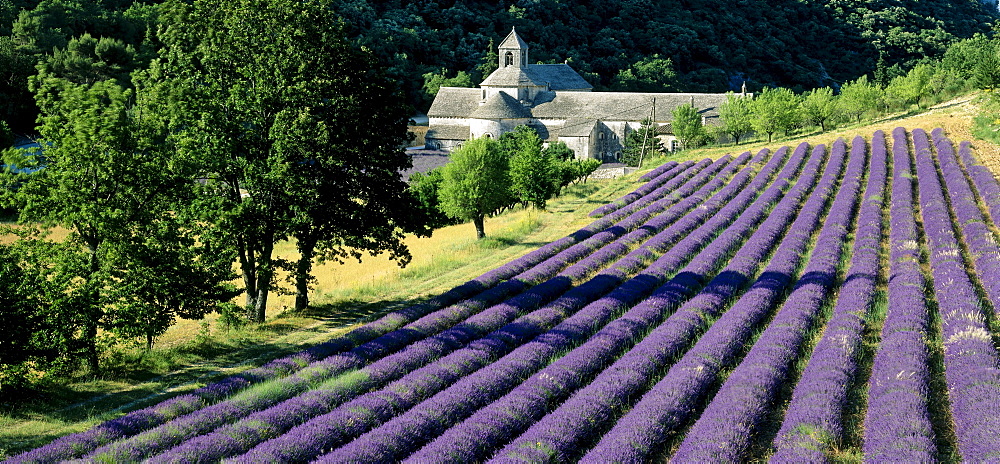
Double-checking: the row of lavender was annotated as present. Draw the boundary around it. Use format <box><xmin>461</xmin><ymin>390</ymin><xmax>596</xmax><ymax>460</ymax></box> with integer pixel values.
<box><xmin>7</xmin><ymin>154</ymin><xmax>721</xmax><ymax>462</ymax></box>
<box><xmin>12</xmin><ymin>128</ymin><xmax>1000</xmax><ymax>463</ymax></box>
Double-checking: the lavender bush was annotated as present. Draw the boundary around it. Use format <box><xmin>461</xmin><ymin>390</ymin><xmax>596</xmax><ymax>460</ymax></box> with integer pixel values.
<box><xmin>770</xmin><ymin>132</ymin><xmax>887</xmax><ymax>461</ymax></box>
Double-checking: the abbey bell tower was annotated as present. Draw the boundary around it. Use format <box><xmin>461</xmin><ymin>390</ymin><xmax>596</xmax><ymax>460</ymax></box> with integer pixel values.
<box><xmin>498</xmin><ymin>27</ymin><xmax>529</xmax><ymax>69</ymax></box>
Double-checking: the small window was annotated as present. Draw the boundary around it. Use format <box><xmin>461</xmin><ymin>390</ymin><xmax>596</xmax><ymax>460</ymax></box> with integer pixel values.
<box><xmin>505</xmin><ymin>52</ymin><xmax>514</xmax><ymax>67</ymax></box>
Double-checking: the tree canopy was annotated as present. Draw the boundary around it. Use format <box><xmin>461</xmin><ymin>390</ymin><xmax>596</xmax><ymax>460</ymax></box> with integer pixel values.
<box><xmin>438</xmin><ymin>137</ymin><xmax>513</xmax><ymax>239</ymax></box>
<box><xmin>140</xmin><ymin>0</ymin><xmax>426</xmax><ymax>320</ymax></box>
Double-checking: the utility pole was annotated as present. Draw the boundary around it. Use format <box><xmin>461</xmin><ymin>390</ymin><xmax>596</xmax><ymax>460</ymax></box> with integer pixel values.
<box><xmin>637</xmin><ymin>97</ymin><xmax>655</xmax><ymax>169</ymax></box>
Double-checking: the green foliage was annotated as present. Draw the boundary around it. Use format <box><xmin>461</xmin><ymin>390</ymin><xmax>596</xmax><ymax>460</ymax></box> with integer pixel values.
<box><xmin>3</xmin><ymin>70</ymin><xmax>235</xmax><ymax>373</ymax></box>
<box><xmin>611</xmin><ymin>55</ymin><xmax>678</xmax><ymax>92</ymax></box>
<box><xmin>0</xmin><ymin>119</ymin><xmax>12</xmax><ymax>147</ymax></box>
<box><xmin>751</xmin><ymin>87</ymin><xmax>801</xmax><ymax>143</ymax></box>
<box><xmin>327</xmin><ymin>0</ymin><xmax>991</xmax><ymax>109</ymax></box>
<box><xmin>0</xmin><ymin>36</ymin><xmax>36</xmax><ymax>133</ymax></box>
<box><xmin>438</xmin><ymin>137</ymin><xmax>513</xmax><ymax>239</ymax></box>
<box><xmin>718</xmin><ymin>92</ymin><xmax>754</xmax><ymax>145</ymax></box>
<box><xmin>884</xmin><ymin>64</ymin><xmax>934</xmax><ymax>110</ymax></box>
<box><xmin>800</xmin><ymin>87</ymin><xmax>838</xmax><ymax>131</ymax></box>
<box><xmin>476</xmin><ymin>37</ymin><xmax>498</xmax><ymax>81</ymax></box>
<box><xmin>621</xmin><ymin>118</ymin><xmax>660</xmax><ymax>167</ymax></box>
<box><xmin>421</xmin><ymin>68</ymin><xmax>474</xmax><ymax>107</ymax></box>
<box><xmin>670</xmin><ymin>103</ymin><xmax>705</xmax><ymax>150</ymax></box>
<box><xmin>409</xmin><ymin>167</ymin><xmax>459</xmax><ymax>230</ymax></box>
<box><xmin>838</xmin><ymin>75</ymin><xmax>884</xmax><ymax>123</ymax></box>
<box><xmin>38</xmin><ymin>33</ymin><xmax>137</xmax><ymax>86</ymax></box>
<box><xmin>504</xmin><ymin>125</ymin><xmax>555</xmax><ymax>210</ymax></box>
<box><xmin>142</xmin><ymin>0</ymin><xmax>424</xmax><ymax>317</ymax></box>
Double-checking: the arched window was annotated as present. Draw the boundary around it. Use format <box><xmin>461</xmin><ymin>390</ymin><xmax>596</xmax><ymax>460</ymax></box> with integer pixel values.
<box><xmin>505</xmin><ymin>51</ymin><xmax>514</xmax><ymax>67</ymax></box>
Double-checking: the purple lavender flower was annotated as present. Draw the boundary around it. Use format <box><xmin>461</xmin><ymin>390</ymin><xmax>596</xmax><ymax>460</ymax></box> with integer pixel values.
<box><xmin>862</xmin><ymin>127</ymin><xmax>936</xmax><ymax>461</ymax></box>
<box><xmin>770</xmin><ymin>132</ymin><xmax>888</xmax><ymax>461</ymax></box>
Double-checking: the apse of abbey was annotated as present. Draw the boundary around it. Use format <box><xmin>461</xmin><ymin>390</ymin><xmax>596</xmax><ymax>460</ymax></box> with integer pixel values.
<box><xmin>425</xmin><ymin>28</ymin><xmax>739</xmax><ymax>161</ymax></box>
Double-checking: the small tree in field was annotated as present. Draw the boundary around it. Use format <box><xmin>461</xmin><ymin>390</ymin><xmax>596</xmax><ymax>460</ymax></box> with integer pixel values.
<box><xmin>838</xmin><ymin>75</ymin><xmax>883</xmax><ymax>123</ymax></box>
<box><xmin>503</xmin><ymin>125</ymin><xmax>555</xmax><ymax>210</ymax></box>
<box><xmin>800</xmin><ymin>87</ymin><xmax>838</xmax><ymax>131</ymax></box>
<box><xmin>751</xmin><ymin>87</ymin><xmax>801</xmax><ymax>143</ymax></box>
<box><xmin>671</xmin><ymin>103</ymin><xmax>705</xmax><ymax>150</ymax></box>
<box><xmin>718</xmin><ymin>92</ymin><xmax>753</xmax><ymax>144</ymax></box>
<box><xmin>438</xmin><ymin>137</ymin><xmax>513</xmax><ymax>239</ymax></box>
<box><xmin>622</xmin><ymin>118</ymin><xmax>660</xmax><ymax>167</ymax></box>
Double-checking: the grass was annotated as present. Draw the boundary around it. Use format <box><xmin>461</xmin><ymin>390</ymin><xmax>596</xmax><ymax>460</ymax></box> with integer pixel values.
<box><xmin>5</xmin><ymin>92</ymin><xmax>1000</xmax><ymax>459</ymax></box>
<box><xmin>0</xmin><ymin>175</ymin><xmax>637</xmax><ymax>458</ymax></box>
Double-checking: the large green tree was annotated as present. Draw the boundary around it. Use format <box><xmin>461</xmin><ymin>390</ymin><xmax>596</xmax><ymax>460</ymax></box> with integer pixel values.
<box><xmin>438</xmin><ymin>137</ymin><xmax>512</xmax><ymax>239</ymax></box>
<box><xmin>142</xmin><ymin>0</ymin><xmax>425</xmax><ymax>319</ymax></box>
<box><xmin>1</xmin><ymin>70</ymin><xmax>232</xmax><ymax>372</ymax></box>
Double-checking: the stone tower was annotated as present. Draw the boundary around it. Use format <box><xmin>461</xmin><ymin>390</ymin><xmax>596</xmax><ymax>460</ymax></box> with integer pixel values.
<box><xmin>498</xmin><ymin>27</ymin><xmax>529</xmax><ymax>69</ymax></box>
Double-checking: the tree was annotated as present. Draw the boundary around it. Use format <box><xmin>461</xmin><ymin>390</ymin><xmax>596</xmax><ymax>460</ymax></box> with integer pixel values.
<box><xmin>502</xmin><ymin>125</ymin><xmax>555</xmax><ymax>210</ymax></box>
<box><xmin>621</xmin><ymin>118</ymin><xmax>661</xmax><ymax>167</ymax></box>
<box><xmin>422</xmin><ymin>68</ymin><xmax>474</xmax><ymax>103</ymax></box>
<box><xmin>0</xmin><ymin>120</ymin><xmax>12</xmax><ymax>147</ymax></box>
<box><xmin>1</xmin><ymin>70</ymin><xmax>233</xmax><ymax>372</ymax></box>
<box><xmin>476</xmin><ymin>37</ymin><xmax>498</xmax><ymax>82</ymax></box>
<box><xmin>838</xmin><ymin>75</ymin><xmax>883</xmax><ymax>123</ymax></box>
<box><xmin>409</xmin><ymin>168</ymin><xmax>459</xmax><ymax>230</ymax></box>
<box><xmin>751</xmin><ymin>87</ymin><xmax>801</xmax><ymax>143</ymax></box>
<box><xmin>884</xmin><ymin>64</ymin><xmax>934</xmax><ymax>110</ymax></box>
<box><xmin>718</xmin><ymin>92</ymin><xmax>754</xmax><ymax>145</ymax></box>
<box><xmin>611</xmin><ymin>55</ymin><xmax>678</xmax><ymax>92</ymax></box>
<box><xmin>544</xmin><ymin>141</ymin><xmax>578</xmax><ymax>194</ymax></box>
<box><xmin>438</xmin><ymin>137</ymin><xmax>512</xmax><ymax>239</ymax></box>
<box><xmin>0</xmin><ymin>36</ymin><xmax>36</xmax><ymax>133</ymax></box>
<box><xmin>671</xmin><ymin>103</ymin><xmax>705</xmax><ymax>150</ymax></box>
<box><xmin>38</xmin><ymin>33</ymin><xmax>138</xmax><ymax>86</ymax></box>
<box><xmin>0</xmin><ymin>236</ymin><xmax>91</xmax><ymax>394</ymax></box>
<box><xmin>800</xmin><ymin>87</ymin><xmax>838</xmax><ymax>131</ymax></box>
<box><xmin>142</xmin><ymin>0</ymin><xmax>427</xmax><ymax>319</ymax></box>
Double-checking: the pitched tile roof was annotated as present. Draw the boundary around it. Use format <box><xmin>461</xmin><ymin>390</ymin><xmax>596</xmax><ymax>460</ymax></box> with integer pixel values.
<box><xmin>480</xmin><ymin>64</ymin><xmax>592</xmax><ymax>90</ymax></box>
<box><xmin>499</xmin><ymin>28</ymin><xmax>529</xmax><ymax>50</ymax></box>
<box><xmin>427</xmin><ymin>87</ymin><xmax>482</xmax><ymax>118</ymax></box>
<box><xmin>425</xmin><ymin>125</ymin><xmax>470</xmax><ymax>140</ymax></box>
<box><xmin>558</xmin><ymin>119</ymin><xmax>599</xmax><ymax>137</ymax></box>
<box><xmin>531</xmin><ymin>92</ymin><xmax>731</xmax><ymax>123</ymax></box>
<box><xmin>469</xmin><ymin>92</ymin><xmax>532</xmax><ymax>119</ymax></box>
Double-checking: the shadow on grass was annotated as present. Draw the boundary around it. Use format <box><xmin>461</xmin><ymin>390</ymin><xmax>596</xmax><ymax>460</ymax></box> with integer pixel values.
<box><xmin>0</xmin><ymin>294</ymin><xmax>429</xmax><ymax>457</ymax></box>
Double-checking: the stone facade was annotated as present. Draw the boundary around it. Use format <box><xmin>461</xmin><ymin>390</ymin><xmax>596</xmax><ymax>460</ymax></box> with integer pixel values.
<box><xmin>426</xmin><ymin>28</ymin><xmax>744</xmax><ymax>161</ymax></box>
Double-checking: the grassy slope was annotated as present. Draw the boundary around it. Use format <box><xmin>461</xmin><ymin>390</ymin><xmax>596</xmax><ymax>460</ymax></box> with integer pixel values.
<box><xmin>2</xmin><ymin>94</ymin><xmax>998</xmax><ymax>458</ymax></box>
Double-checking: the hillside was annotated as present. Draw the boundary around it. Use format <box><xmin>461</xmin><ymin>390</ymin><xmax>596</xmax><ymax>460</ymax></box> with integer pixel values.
<box><xmin>5</xmin><ymin>98</ymin><xmax>1000</xmax><ymax>461</ymax></box>
<box><xmin>335</xmin><ymin>0</ymin><xmax>998</xmax><ymax>108</ymax></box>
<box><xmin>1</xmin><ymin>0</ymin><xmax>996</xmax><ymax>131</ymax></box>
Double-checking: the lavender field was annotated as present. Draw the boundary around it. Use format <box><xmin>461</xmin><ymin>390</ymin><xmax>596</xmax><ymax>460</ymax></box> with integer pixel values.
<box><xmin>10</xmin><ymin>127</ymin><xmax>1000</xmax><ymax>463</ymax></box>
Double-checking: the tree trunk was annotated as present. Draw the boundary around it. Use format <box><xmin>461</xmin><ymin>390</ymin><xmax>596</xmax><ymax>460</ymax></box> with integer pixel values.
<box><xmin>294</xmin><ymin>235</ymin><xmax>317</xmax><ymax>311</ymax></box>
<box><xmin>84</xmin><ymin>320</ymin><xmax>99</xmax><ymax>374</ymax></box>
<box><xmin>84</xmin><ymin>243</ymin><xmax>101</xmax><ymax>374</ymax></box>
<box><xmin>473</xmin><ymin>215</ymin><xmax>486</xmax><ymax>239</ymax></box>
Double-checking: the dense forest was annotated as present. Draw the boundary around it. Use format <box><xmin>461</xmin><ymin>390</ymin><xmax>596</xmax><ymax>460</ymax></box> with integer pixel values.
<box><xmin>1</xmin><ymin>0</ymin><xmax>998</xmax><ymax>135</ymax></box>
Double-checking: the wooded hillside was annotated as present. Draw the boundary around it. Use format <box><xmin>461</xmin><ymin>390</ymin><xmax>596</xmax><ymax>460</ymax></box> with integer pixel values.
<box><xmin>1</xmin><ymin>0</ymin><xmax>997</xmax><ymax>132</ymax></box>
